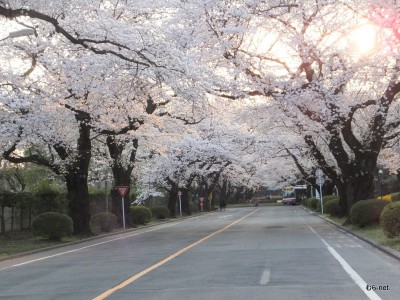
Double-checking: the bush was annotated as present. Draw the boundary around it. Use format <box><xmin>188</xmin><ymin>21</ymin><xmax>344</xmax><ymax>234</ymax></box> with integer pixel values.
<box><xmin>391</xmin><ymin>193</ymin><xmax>400</xmax><ymax>202</ymax></box>
<box><xmin>324</xmin><ymin>199</ymin><xmax>340</xmax><ymax>216</ymax></box>
<box><xmin>322</xmin><ymin>195</ymin><xmax>340</xmax><ymax>202</ymax></box>
<box><xmin>130</xmin><ymin>206</ymin><xmax>152</xmax><ymax>225</ymax></box>
<box><xmin>32</xmin><ymin>212</ymin><xmax>73</xmax><ymax>240</ymax></box>
<box><xmin>350</xmin><ymin>199</ymin><xmax>390</xmax><ymax>227</ymax></box>
<box><xmin>305</xmin><ymin>198</ymin><xmax>318</xmax><ymax>210</ymax></box>
<box><xmin>150</xmin><ymin>206</ymin><xmax>170</xmax><ymax>219</ymax></box>
<box><xmin>317</xmin><ymin>195</ymin><xmax>339</xmax><ymax>212</ymax></box>
<box><xmin>90</xmin><ymin>212</ymin><xmax>118</xmax><ymax>233</ymax></box>
<box><xmin>380</xmin><ymin>202</ymin><xmax>400</xmax><ymax>238</ymax></box>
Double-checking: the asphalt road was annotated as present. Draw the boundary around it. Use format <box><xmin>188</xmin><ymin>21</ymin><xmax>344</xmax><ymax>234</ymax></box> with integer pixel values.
<box><xmin>1</xmin><ymin>206</ymin><xmax>399</xmax><ymax>300</ymax></box>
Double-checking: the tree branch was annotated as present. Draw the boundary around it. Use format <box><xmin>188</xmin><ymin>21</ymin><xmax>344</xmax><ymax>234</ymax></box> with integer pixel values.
<box><xmin>0</xmin><ymin>6</ymin><xmax>161</xmax><ymax>68</ymax></box>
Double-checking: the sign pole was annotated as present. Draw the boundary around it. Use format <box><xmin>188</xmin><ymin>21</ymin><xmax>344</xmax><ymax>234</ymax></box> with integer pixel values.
<box><xmin>121</xmin><ymin>196</ymin><xmax>126</xmax><ymax>229</ymax></box>
<box><xmin>115</xmin><ymin>186</ymin><xmax>129</xmax><ymax>230</ymax></box>
<box><xmin>315</xmin><ymin>169</ymin><xmax>324</xmax><ymax>214</ymax></box>
<box><xmin>178</xmin><ymin>191</ymin><xmax>182</xmax><ymax>217</ymax></box>
<box><xmin>319</xmin><ymin>184</ymin><xmax>324</xmax><ymax>214</ymax></box>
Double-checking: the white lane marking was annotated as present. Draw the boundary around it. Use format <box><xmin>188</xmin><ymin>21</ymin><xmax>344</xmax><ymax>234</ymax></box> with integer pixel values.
<box><xmin>306</xmin><ymin>224</ymin><xmax>382</xmax><ymax>300</ymax></box>
<box><xmin>218</xmin><ymin>215</ymin><xmax>233</xmax><ymax>219</ymax></box>
<box><xmin>0</xmin><ymin>211</ymin><xmax>246</xmax><ymax>271</ymax></box>
<box><xmin>93</xmin><ymin>209</ymin><xmax>260</xmax><ymax>299</ymax></box>
<box><xmin>0</xmin><ymin>221</ymin><xmax>183</xmax><ymax>271</ymax></box>
<box><xmin>260</xmin><ymin>269</ymin><xmax>271</xmax><ymax>285</ymax></box>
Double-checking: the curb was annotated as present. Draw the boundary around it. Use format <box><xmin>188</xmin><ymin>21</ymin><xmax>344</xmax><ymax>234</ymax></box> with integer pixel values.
<box><xmin>304</xmin><ymin>207</ymin><xmax>400</xmax><ymax>262</ymax></box>
<box><xmin>0</xmin><ymin>212</ymin><xmax>213</xmax><ymax>263</ymax></box>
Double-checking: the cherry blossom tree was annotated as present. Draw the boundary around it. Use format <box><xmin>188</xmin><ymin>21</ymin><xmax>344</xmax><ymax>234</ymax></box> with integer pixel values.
<box><xmin>178</xmin><ymin>0</ymin><xmax>400</xmax><ymax>215</ymax></box>
<box><xmin>2</xmin><ymin>0</ymin><xmax>400</xmax><ymax>227</ymax></box>
<box><xmin>0</xmin><ymin>0</ymin><xmax>218</xmax><ymax>232</ymax></box>
<box><xmin>134</xmin><ymin>100</ymin><xmax>262</xmax><ymax>215</ymax></box>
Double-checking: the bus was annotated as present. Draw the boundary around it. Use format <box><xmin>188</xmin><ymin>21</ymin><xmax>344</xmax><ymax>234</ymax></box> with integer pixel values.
<box><xmin>281</xmin><ymin>185</ymin><xmax>307</xmax><ymax>205</ymax></box>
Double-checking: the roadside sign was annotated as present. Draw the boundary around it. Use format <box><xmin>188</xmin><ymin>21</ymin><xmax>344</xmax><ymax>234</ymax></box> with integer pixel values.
<box><xmin>178</xmin><ymin>191</ymin><xmax>182</xmax><ymax>196</ymax></box>
<box><xmin>315</xmin><ymin>169</ymin><xmax>323</xmax><ymax>178</ymax></box>
<box><xmin>316</xmin><ymin>178</ymin><xmax>325</xmax><ymax>185</ymax></box>
<box><xmin>116</xmin><ymin>186</ymin><xmax>129</xmax><ymax>198</ymax></box>
<box><xmin>115</xmin><ymin>186</ymin><xmax>129</xmax><ymax>230</ymax></box>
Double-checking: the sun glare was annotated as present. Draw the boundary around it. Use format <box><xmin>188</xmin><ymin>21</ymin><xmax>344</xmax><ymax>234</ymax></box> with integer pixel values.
<box><xmin>349</xmin><ymin>24</ymin><xmax>377</xmax><ymax>55</ymax></box>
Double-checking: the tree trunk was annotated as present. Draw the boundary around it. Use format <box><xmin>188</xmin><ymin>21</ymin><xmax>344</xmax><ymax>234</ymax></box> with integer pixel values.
<box><xmin>65</xmin><ymin>118</ymin><xmax>92</xmax><ymax>235</ymax></box>
<box><xmin>220</xmin><ymin>179</ymin><xmax>228</xmax><ymax>207</ymax></box>
<box><xmin>232</xmin><ymin>186</ymin><xmax>245</xmax><ymax>204</ymax></box>
<box><xmin>66</xmin><ymin>172</ymin><xmax>91</xmax><ymax>235</ymax></box>
<box><xmin>11</xmin><ymin>206</ymin><xmax>14</xmax><ymax>232</ymax></box>
<box><xmin>107</xmin><ymin>137</ymin><xmax>137</xmax><ymax>227</ymax></box>
<box><xmin>181</xmin><ymin>188</ymin><xmax>191</xmax><ymax>215</ymax></box>
<box><xmin>337</xmin><ymin>172</ymin><xmax>375</xmax><ymax>217</ymax></box>
<box><xmin>0</xmin><ymin>206</ymin><xmax>5</xmax><ymax>235</ymax></box>
<box><xmin>167</xmin><ymin>184</ymin><xmax>179</xmax><ymax>218</ymax></box>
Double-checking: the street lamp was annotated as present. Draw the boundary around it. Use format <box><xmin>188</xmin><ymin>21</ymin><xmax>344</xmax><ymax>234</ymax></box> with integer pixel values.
<box><xmin>378</xmin><ymin>169</ymin><xmax>383</xmax><ymax>199</ymax></box>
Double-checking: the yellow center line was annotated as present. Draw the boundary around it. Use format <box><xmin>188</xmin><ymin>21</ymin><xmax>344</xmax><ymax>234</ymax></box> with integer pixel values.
<box><xmin>93</xmin><ymin>208</ymin><xmax>259</xmax><ymax>300</ymax></box>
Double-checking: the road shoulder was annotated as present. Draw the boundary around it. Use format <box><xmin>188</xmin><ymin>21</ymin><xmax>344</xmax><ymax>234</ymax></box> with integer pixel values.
<box><xmin>302</xmin><ymin>206</ymin><xmax>400</xmax><ymax>262</ymax></box>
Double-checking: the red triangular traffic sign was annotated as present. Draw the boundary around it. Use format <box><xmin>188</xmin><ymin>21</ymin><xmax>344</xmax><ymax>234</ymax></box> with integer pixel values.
<box><xmin>116</xmin><ymin>186</ymin><xmax>129</xmax><ymax>198</ymax></box>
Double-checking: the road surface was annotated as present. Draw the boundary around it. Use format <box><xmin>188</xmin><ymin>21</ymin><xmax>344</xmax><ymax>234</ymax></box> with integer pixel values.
<box><xmin>0</xmin><ymin>206</ymin><xmax>399</xmax><ymax>300</ymax></box>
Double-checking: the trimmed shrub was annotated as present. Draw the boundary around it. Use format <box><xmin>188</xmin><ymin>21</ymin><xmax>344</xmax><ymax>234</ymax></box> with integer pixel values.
<box><xmin>32</xmin><ymin>212</ymin><xmax>73</xmax><ymax>240</ymax></box>
<box><xmin>305</xmin><ymin>198</ymin><xmax>318</xmax><ymax>210</ymax></box>
<box><xmin>324</xmin><ymin>199</ymin><xmax>340</xmax><ymax>216</ymax></box>
<box><xmin>380</xmin><ymin>202</ymin><xmax>400</xmax><ymax>238</ymax></box>
<box><xmin>150</xmin><ymin>206</ymin><xmax>170</xmax><ymax>219</ymax></box>
<box><xmin>322</xmin><ymin>195</ymin><xmax>340</xmax><ymax>202</ymax></box>
<box><xmin>304</xmin><ymin>198</ymin><xmax>310</xmax><ymax>208</ymax></box>
<box><xmin>391</xmin><ymin>193</ymin><xmax>400</xmax><ymax>202</ymax></box>
<box><xmin>317</xmin><ymin>195</ymin><xmax>339</xmax><ymax>212</ymax></box>
<box><xmin>350</xmin><ymin>199</ymin><xmax>390</xmax><ymax>227</ymax></box>
<box><xmin>130</xmin><ymin>206</ymin><xmax>152</xmax><ymax>225</ymax></box>
<box><xmin>90</xmin><ymin>212</ymin><xmax>118</xmax><ymax>233</ymax></box>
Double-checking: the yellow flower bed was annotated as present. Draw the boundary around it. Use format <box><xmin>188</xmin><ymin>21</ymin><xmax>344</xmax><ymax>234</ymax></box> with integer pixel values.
<box><xmin>381</xmin><ymin>194</ymin><xmax>392</xmax><ymax>201</ymax></box>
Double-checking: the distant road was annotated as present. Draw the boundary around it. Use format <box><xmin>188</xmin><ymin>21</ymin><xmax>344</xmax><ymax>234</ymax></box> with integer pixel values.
<box><xmin>1</xmin><ymin>206</ymin><xmax>399</xmax><ymax>300</ymax></box>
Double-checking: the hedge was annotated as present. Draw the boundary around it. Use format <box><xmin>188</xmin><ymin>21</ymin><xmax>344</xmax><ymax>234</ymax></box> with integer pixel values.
<box><xmin>350</xmin><ymin>199</ymin><xmax>390</xmax><ymax>227</ymax></box>
<box><xmin>32</xmin><ymin>212</ymin><xmax>73</xmax><ymax>240</ymax></box>
<box><xmin>90</xmin><ymin>212</ymin><xmax>118</xmax><ymax>233</ymax></box>
<box><xmin>130</xmin><ymin>206</ymin><xmax>152</xmax><ymax>225</ymax></box>
<box><xmin>324</xmin><ymin>199</ymin><xmax>340</xmax><ymax>216</ymax></box>
<box><xmin>317</xmin><ymin>195</ymin><xmax>339</xmax><ymax>212</ymax></box>
<box><xmin>380</xmin><ymin>202</ymin><xmax>400</xmax><ymax>238</ymax></box>
<box><xmin>150</xmin><ymin>206</ymin><xmax>170</xmax><ymax>219</ymax></box>
<box><xmin>392</xmin><ymin>193</ymin><xmax>400</xmax><ymax>202</ymax></box>
<box><xmin>305</xmin><ymin>198</ymin><xmax>318</xmax><ymax>210</ymax></box>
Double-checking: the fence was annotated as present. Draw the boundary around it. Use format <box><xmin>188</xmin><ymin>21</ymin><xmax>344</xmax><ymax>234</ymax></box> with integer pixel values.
<box><xmin>0</xmin><ymin>206</ymin><xmax>32</xmax><ymax>233</ymax></box>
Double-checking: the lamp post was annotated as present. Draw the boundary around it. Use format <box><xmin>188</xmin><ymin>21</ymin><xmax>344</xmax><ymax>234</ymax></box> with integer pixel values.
<box><xmin>378</xmin><ymin>169</ymin><xmax>383</xmax><ymax>199</ymax></box>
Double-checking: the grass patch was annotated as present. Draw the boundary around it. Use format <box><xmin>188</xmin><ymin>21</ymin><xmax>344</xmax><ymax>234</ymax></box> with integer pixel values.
<box><xmin>0</xmin><ymin>220</ymin><xmax>172</xmax><ymax>259</ymax></box>
<box><xmin>0</xmin><ymin>230</ymin><xmax>71</xmax><ymax>259</ymax></box>
<box><xmin>324</xmin><ymin>215</ymin><xmax>347</xmax><ymax>226</ymax></box>
<box><xmin>350</xmin><ymin>224</ymin><xmax>400</xmax><ymax>252</ymax></box>
<box><xmin>324</xmin><ymin>215</ymin><xmax>400</xmax><ymax>252</ymax></box>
